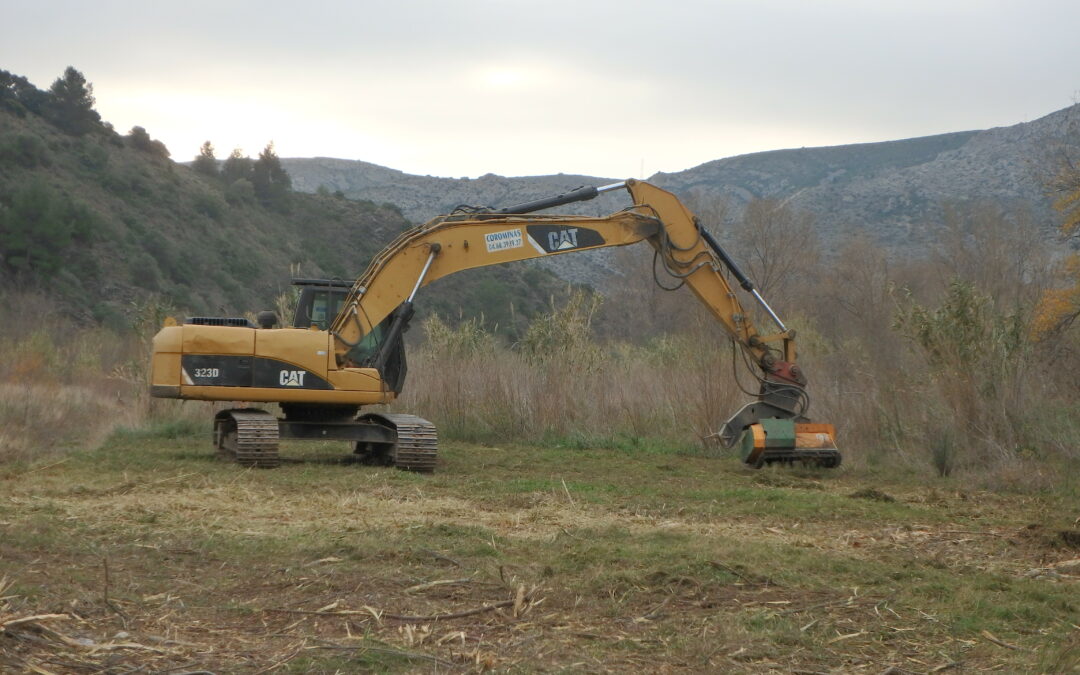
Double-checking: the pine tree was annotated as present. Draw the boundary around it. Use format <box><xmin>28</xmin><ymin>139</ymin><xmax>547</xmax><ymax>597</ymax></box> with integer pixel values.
<box><xmin>252</xmin><ymin>142</ymin><xmax>292</xmax><ymax>212</ymax></box>
<box><xmin>46</xmin><ymin>66</ymin><xmax>101</xmax><ymax>135</ymax></box>
<box><xmin>221</xmin><ymin>148</ymin><xmax>254</xmax><ymax>185</ymax></box>
<box><xmin>192</xmin><ymin>141</ymin><xmax>218</xmax><ymax>176</ymax></box>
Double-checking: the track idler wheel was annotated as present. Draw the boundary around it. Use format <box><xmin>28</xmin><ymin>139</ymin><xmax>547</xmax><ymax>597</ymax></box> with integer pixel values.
<box><xmin>356</xmin><ymin>413</ymin><xmax>438</xmax><ymax>473</ymax></box>
<box><xmin>213</xmin><ymin>409</ymin><xmax>281</xmax><ymax>468</ymax></box>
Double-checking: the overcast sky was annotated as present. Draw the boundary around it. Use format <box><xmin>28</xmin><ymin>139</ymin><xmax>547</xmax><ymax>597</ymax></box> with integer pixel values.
<box><xmin>4</xmin><ymin>0</ymin><xmax>1078</xmax><ymax>178</ymax></box>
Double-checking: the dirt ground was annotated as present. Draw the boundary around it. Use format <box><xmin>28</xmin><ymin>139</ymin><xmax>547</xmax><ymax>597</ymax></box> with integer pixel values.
<box><xmin>1</xmin><ymin>434</ymin><xmax>1078</xmax><ymax>673</ymax></box>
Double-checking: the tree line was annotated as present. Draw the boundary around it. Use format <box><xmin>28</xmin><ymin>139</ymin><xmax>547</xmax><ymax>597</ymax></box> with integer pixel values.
<box><xmin>3</xmin><ymin>65</ymin><xmax>297</xmax><ymax>215</ymax></box>
<box><xmin>1</xmin><ymin>66</ymin><xmax>102</xmax><ymax>136</ymax></box>
<box><xmin>1</xmin><ymin>66</ymin><xmax>171</xmax><ymax>157</ymax></box>
<box><xmin>0</xmin><ymin>66</ymin><xmax>299</xmax><ymax>288</ymax></box>
<box><xmin>192</xmin><ymin>140</ymin><xmax>293</xmax><ymax>213</ymax></box>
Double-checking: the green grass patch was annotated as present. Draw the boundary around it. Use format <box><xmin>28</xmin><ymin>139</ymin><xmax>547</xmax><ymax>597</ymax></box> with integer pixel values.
<box><xmin>110</xmin><ymin>417</ymin><xmax>205</xmax><ymax>440</ymax></box>
<box><xmin>540</xmin><ymin>430</ymin><xmax>705</xmax><ymax>456</ymax></box>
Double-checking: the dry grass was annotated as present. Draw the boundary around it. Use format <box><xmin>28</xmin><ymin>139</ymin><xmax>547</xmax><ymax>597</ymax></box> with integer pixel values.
<box><xmin>397</xmin><ymin>340</ymin><xmax>737</xmax><ymax>449</ymax></box>
<box><xmin>0</xmin><ymin>291</ymin><xmax>198</xmax><ymax>464</ymax></box>
<box><xmin>0</xmin><ymin>382</ymin><xmax>138</xmax><ymax>463</ymax></box>
<box><xmin>5</xmin><ymin>195</ymin><xmax>1080</xmax><ymax>482</ymax></box>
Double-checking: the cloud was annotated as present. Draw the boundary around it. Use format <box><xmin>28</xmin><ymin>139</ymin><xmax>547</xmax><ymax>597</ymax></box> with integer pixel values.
<box><xmin>5</xmin><ymin>0</ymin><xmax>1079</xmax><ymax>177</ymax></box>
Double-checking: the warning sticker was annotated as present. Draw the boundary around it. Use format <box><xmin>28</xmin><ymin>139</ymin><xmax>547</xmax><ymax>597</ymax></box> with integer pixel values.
<box><xmin>484</xmin><ymin>228</ymin><xmax>524</xmax><ymax>253</ymax></box>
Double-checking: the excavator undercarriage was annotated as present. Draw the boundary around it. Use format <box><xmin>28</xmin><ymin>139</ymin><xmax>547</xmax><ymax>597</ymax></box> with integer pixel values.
<box><xmin>198</xmin><ymin>278</ymin><xmax>438</xmax><ymax>471</ymax></box>
<box><xmin>211</xmin><ymin>407</ymin><xmax>438</xmax><ymax>472</ymax></box>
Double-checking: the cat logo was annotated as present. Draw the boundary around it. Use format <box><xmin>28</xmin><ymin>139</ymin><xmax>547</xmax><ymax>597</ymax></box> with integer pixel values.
<box><xmin>279</xmin><ymin>369</ymin><xmax>307</xmax><ymax>387</ymax></box>
<box><xmin>526</xmin><ymin>224</ymin><xmax>604</xmax><ymax>254</ymax></box>
<box><xmin>547</xmin><ymin>228</ymin><xmax>579</xmax><ymax>251</ymax></box>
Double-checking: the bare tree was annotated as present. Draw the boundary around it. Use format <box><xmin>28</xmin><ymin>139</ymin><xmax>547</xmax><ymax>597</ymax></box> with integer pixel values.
<box><xmin>731</xmin><ymin>198</ymin><xmax>820</xmax><ymax>308</ymax></box>
<box><xmin>933</xmin><ymin>201</ymin><xmax>1050</xmax><ymax>310</ymax></box>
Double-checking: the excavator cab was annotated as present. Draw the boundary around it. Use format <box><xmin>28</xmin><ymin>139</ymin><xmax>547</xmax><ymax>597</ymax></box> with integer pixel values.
<box><xmin>290</xmin><ymin>278</ymin><xmax>352</xmax><ymax>329</ymax></box>
<box><xmin>288</xmin><ymin>278</ymin><xmax>409</xmax><ymax>394</ymax></box>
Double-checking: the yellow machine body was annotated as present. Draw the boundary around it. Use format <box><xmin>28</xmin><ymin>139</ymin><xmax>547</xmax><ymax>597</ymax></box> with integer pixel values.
<box><xmin>151</xmin><ymin>324</ymin><xmax>390</xmax><ymax>405</ymax></box>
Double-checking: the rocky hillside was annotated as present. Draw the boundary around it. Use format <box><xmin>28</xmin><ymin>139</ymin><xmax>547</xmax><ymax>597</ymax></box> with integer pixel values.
<box><xmin>281</xmin><ymin>161</ymin><xmax>624</xmax><ymax>222</ymax></box>
<box><xmin>654</xmin><ymin>105</ymin><xmax>1079</xmax><ymax>250</ymax></box>
<box><xmin>285</xmin><ymin>104</ymin><xmax>1080</xmax><ymax>261</ymax></box>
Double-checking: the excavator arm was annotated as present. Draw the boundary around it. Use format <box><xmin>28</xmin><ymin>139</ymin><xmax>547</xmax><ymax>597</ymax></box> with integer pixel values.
<box><xmin>328</xmin><ymin>179</ymin><xmax>839</xmax><ymax>467</ymax></box>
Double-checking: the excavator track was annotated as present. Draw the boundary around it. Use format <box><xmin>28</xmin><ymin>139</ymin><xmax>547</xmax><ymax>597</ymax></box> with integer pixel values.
<box><xmin>359</xmin><ymin>413</ymin><xmax>438</xmax><ymax>473</ymax></box>
<box><xmin>216</xmin><ymin>409</ymin><xmax>280</xmax><ymax>468</ymax></box>
<box><xmin>758</xmin><ymin>448</ymin><xmax>842</xmax><ymax>469</ymax></box>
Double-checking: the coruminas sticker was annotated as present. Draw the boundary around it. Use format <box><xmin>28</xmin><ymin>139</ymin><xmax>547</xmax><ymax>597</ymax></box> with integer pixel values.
<box><xmin>485</xmin><ymin>228</ymin><xmax>523</xmax><ymax>252</ymax></box>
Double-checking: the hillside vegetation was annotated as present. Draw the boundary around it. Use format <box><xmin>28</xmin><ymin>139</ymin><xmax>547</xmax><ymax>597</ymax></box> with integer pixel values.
<box><xmin>3</xmin><ymin>67</ymin><xmax>1080</xmax><ymax>477</ymax></box>
<box><xmin>0</xmin><ymin>68</ymin><xmax>573</xmax><ymax>332</ymax></box>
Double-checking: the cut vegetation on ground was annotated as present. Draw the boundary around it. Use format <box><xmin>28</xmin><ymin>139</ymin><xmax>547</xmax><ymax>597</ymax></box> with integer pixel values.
<box><xmin>2</xmin><ymin>434</ymin><xmax>1078</xmax><ymax>673</ymax></box>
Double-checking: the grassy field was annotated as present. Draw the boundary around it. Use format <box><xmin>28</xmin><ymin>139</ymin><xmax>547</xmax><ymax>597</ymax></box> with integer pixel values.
<box><xmin>2</xmin><ymin>429</ymin><xmax>1080</xmax><ymax>669</ymax></box>
<box><xmin>1</xmin><ymin>430</ymin><xmax>1078</xmax><ymax>674</ymax></box>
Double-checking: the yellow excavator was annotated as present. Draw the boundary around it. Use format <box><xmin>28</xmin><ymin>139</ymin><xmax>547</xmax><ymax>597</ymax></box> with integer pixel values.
<box><xmin>150</xmin><ymin>179</ymin><xmax>839</xmax><ymax>471</ymax></box>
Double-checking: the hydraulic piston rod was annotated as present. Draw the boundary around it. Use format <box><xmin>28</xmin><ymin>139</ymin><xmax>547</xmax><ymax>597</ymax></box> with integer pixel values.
<box><xmin>408</xmin><ymin>244</ymin><xmax>440</xmax><ymax>302</ymax></box>
<box><xmin>369</xmin><ymin>243</ymin><xmax>441</xmax><ymax>373</ymax></box>
<box><xmin>699</xmin><ymin>227</ymin><xmax>787</xmax><ymax>332</ymax></box>
<box><xmin>495</xmin><ymin>181</ymin><xmax>626</xmax><ymax>215</ymax></box>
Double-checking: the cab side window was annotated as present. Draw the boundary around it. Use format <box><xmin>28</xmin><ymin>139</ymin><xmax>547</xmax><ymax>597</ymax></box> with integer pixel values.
<box><xmin>310</xmin><ymin>292</ymin><xmax>331</xmax><ymax>329</ymax></box>
<box><xmin>294</xmin><ymin>288</ymin><xmax>346</xmax><ymax>330</ymax></box>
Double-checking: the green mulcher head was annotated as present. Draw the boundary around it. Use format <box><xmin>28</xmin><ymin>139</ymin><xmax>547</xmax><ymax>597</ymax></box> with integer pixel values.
<box><xmin>739</xmin><ymin>418</ymin><xmax>841</xmax><ymax>469</ymax></box>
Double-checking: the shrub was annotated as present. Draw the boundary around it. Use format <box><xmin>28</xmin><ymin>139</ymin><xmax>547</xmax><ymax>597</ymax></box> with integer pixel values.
<box><xmin>0</xmin><ymin>69</ymin><xmax>49</xmax><ymax>116</ymax></box>
<box><xmin>130</xmin><ymin>251</ymin><xmax>164</xmax><ymax>291</ymax></box>
<box><xmin>0</xmin><ymin>133</ymin><xmax>50</xmax><ymax>168</ymax></box>
<box><xmin>126</xmin><ymin>125</ymin><xmax>170</xmax><ymax>158</ymax></box>
<box><xmin>0</xmin><ymin>179</ymin><xmax>95</xmax><ymax>275</ymax></box>
<box><xmin>192</xmin><ymin>191</ymin><xmax>226</xmax><ymax>220</ymax></box>
<box><xmin>521</xmin><ymin>289</ymin><xmax>604</xmax><ymax>371</ymax></box>
<box><xmin>894</xmin><ymin>279</ymin><xmax>1032</xmax><ymax>468</ymax></box>
<box><xmin>77</xmin><ymin>138</ymin><xmax>108</xmax><ymax>170</ymax></box>
<box><xmin>225</xmin><ymin>178</ymin><xmax>255</xmax><ymax>205</ymax></box>
<box><xmin>423</xmin><ymin>314</ymin><xmax>497</xmax><ymax>358</ymax></box>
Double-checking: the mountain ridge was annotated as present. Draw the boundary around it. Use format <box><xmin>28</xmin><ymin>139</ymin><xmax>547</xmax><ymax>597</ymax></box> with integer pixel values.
<box><xmin>284</xmin><ymin>104</ymin><xmax>1078</xmax><ymax>247</ymax></box>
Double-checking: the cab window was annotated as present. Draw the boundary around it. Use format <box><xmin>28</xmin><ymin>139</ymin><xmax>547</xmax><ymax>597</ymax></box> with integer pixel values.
<box><xmin>296</xmin><ymin>289</ymin><xmax>347</xmax><ymax>329</ymax></box>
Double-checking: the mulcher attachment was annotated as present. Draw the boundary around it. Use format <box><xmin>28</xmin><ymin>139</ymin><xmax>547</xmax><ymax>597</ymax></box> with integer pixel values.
<box><xmin>740</xmin><ymin>419</ymin><xmax>840</xmax><ymax>469</ymax></box>
<box><xmin>717</xmin><ymin>365</ymin><xmax>841</xmax><ymax>469</ymax></box>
